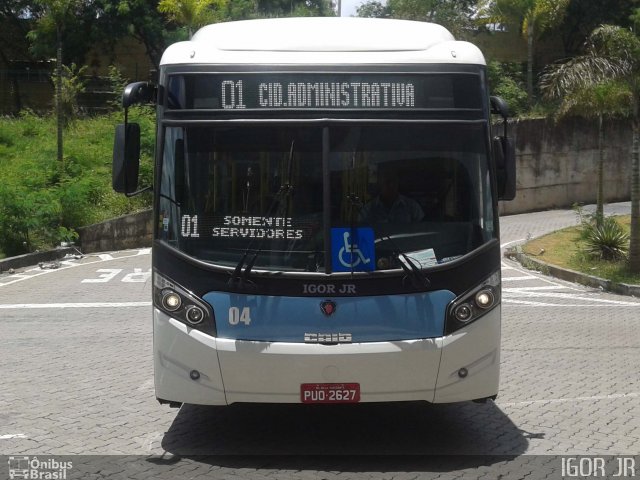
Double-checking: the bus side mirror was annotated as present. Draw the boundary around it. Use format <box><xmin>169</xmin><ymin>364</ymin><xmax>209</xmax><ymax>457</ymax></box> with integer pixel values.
<box><xmin>491</xmin><ymin>95</ymin><xmax>516</xmax><ymax>201</ymax></box>
<box><xmin>112</xmin><ymin>81</ymin><xmax>156</xmax><ymax>195</ymax></box>
<box><xmin>123</xmin><ymin>82</ymin><xmax>155</xmax><ymax>108</ymax></box>
<box><xmin>113</xmin><ymin>123</ymin><xmax>140</xmax><ymax>194</ymax></box>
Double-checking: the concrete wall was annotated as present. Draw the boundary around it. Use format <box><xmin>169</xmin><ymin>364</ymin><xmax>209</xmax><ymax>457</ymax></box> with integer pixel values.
<box><xmin>78</xmin><ymin>210</ymin><xmax>153</xmax><ymax>254</ymax></box>
<box><xmin>77</xmin><ymin>117</ymin><xmax>633</xmax><ymax>252</ymax></box>
<box><xmin>499</xmin><ymin>117</ymin><xmax>631</xmax><ymax>215</ymax></box>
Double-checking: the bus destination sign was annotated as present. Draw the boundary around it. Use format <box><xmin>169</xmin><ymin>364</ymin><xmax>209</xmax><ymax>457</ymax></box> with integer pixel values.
<box><xmin>167</xmin><ymin>73</ymin><xmax>481</xmax><ymax>111</ymax></box>
<box><xmin>221</xmin><ymin>79</ymin><xmax>415</xmax><ymax>110</ymax></box>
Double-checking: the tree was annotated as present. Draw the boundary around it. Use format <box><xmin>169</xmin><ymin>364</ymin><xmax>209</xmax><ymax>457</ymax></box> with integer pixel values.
<box><xmin>478</xmin><ymin>0</ymin><xmax>570</xmax><ymax>106</ymax></box>
<box><xmin>559</xmin><ymin>0</ymin><xmax>637</xmax><ymax>58</ymax></box>
<box><xmin>379</xmin><ymin>0</ymin><xmax>476</xmax><ymax>38</ymax></box>
<box><xmin>158</xmin><ymin>0</ymin><xmax>227</xmax><ymax>38</ymax></box>
<box><xmin>0</xmin><ymin>0</ymin><xmax>41</xmax><ymax>112</ymax></box>
<box><xmin>356</xmin><ymin>0</ymin><xmax>390</xmax><ymax>18</ymax></box>
<box><xmin>29</xmin><ymin>0</ymin><xmax>83</xmax><ymax>169</ymax></box>
<box><xmin>542</xmin><ymin>78</ymin><xmax>631</xmax><ymax>224</ymax></box>
<box><xmin>487</xmin><ymin>61</ymin><xmax>528</xmax><ymax>115</ymax></box>
<box><xmin>540</xmin><ymin>25</ymin><xmax>640</xmax><ymax>272</ymax></box>
<box><xmin>225</xmin><ymin>0</ymin><xmax>258</xmax><ymax>20</ymax></box>
<box><xmin>97</xmin><ymin>0</ymin><xmax>169</xmax><ymax>69</ymax></box>
<box><xmin>254</xmin><ymin>0</ymin><xmax>334</xmax><ymax>17</ymax></box>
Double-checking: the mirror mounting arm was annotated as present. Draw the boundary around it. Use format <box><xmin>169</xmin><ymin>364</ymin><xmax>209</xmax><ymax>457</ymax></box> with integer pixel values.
<box><xmin>122</xmin><ymin>81</ymin><xmax>156</xmax><ymax>127</ymax></box>
<box><xmin>125</xmin><ymin>186</ymin><xmax>153</xmax><ymax>198</ymax></box>
<box><xmin>490</xmin><ymin>95</ymin><xmax>510</xmax><ymax>137</ymax></box>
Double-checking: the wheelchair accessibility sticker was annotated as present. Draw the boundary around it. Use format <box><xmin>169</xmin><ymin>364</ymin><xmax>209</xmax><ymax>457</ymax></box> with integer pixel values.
<box><xmin>331</xmin><ymin>227</ymin><xmax>375</xmax><ymax>272</ymax></box>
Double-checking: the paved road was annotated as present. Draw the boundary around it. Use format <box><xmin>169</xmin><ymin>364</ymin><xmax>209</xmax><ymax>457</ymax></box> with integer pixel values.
<box><xmin>1</xmin><ymin>203</ymin><xmax>639</xmax><ymax>478</ymax></box>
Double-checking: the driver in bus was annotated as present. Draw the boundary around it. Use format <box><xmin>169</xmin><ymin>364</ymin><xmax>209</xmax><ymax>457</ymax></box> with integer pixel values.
<box><xmin>359</xmin><ymin>168</ymin><xmax>424</xmax><ymax>223</ymax></box>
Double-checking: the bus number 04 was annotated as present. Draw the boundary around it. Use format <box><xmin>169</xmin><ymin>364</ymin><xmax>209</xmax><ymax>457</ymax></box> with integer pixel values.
<box><xmin>181</xmin><ymin>215</ymin><xmax>200</xmax><ymax>238</ymax></box>
<box><xmin>229</xmin><ymin>306</ymin><xmax>252</xmax><ymax>325</ymax></box>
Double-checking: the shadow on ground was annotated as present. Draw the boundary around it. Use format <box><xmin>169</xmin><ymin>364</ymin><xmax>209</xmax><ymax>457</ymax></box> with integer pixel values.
<box><xmin>155</xmin><ymin>400</ymin><xmax>531</xmax><ymax>470</ymax></box>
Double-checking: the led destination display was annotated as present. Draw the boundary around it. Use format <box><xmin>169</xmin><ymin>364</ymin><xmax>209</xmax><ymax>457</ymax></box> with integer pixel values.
<box><xmin>166</xmin><ymin>73</ymin><xmax>482</xmax><ymax>111</ymax></box>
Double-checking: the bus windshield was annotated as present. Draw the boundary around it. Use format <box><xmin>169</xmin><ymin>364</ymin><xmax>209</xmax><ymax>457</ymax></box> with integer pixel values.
<box><xmin>158</xmin><ymin>123</ymin><xmax>495</xmax><ymax>273</ymax></box>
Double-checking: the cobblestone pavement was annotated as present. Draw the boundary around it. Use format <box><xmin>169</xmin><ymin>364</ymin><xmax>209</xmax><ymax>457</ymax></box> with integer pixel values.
<box><xmin>1</xmin><ymin>204</ymin><xmax>639</xmax><ymax>479</ymax></box>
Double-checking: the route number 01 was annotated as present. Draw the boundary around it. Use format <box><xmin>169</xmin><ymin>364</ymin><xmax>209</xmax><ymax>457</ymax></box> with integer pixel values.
<box><xmin>229</xmin><ymin>306</ymin><xmax>252</xmax><ymax>325</ymax></box>
<box><xmin>181</xmin><ymin>215</ymin><xmax>200</xmax><ymax>238</ymax></box>
<box><xmin>222</xmin><ymin>80</ymin><xmax>247</xmax><ymax>110</ymax></box>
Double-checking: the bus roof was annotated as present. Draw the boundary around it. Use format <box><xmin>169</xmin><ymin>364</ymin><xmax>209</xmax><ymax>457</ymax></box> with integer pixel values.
<box><xmin>160</xmin><ymin>17</ymin><xmax>486</xmax><ymax>67</ymax></box>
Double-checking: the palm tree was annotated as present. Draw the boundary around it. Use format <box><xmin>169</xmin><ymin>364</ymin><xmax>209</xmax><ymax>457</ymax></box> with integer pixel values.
<box><xmin>478</xmin><ymin>0</ymin><xmax>570</xmax><ymax>106</ymax></box>
<box><xmin>541</xmin><ymin>78</ymin><xmax>632</xmax><ymax>225</ymax></box>
<box><xmin>539</xmin><ymin>25</ymin><xmax>640</xmax><ymax>272</ymax></box>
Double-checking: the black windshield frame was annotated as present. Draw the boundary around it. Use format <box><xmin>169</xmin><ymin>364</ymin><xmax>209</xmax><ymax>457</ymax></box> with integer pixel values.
<box><xmin>155</xmin><ymin>119</ymin><xmax>497</xmax><ymax>276</ymax></box>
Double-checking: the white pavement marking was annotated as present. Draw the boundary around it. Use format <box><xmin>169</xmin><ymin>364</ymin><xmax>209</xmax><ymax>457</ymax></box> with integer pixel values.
<box><xmin>502</xmin><ymin>276</ymin><xmax>538</xmax><ymax>281</ymax></box>
<box><xmin>501</xmin><ymin>259</ymin><xmax>640</xmax><ymax>306</ymax></box>
<box><xmin>504</xmin><ymin>299</ymin><xmax>639</xmax><ymax>307</ymax></box>
<box><xmin>499</xmin><ymin>392</ymin><xmax>640</xmax><ymax>407</ymax></box>
<box><xmin>505</xmin><ymin>290</ymin><xmax>640</xmax><ymax>305</ymax></box>
<box><xmin>0</xmin><ymin>302</ymin><xmax>152</xmax><ymax>309</ymax></box>
<box><xmin>99</xmin><ymin>253</ymin><xmax>114</xmax><ymax>260</ymax></box>
<box><xmin>504</xmin><ymin>286</ymin><xmax>572</xmax><ymax>292</ymax></box>
<box><xmin>0</xmin><ymin>249</ymin><xmax>150</xmax><ymax>288</ymax></box>
<box><xmin>0</xmin><ymin>434</ymin><xmax>27</xmax><ymax>439</ymax></box>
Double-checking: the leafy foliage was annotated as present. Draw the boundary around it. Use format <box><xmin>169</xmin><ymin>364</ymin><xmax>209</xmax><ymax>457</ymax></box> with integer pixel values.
<box><xmin>106</xmin><ymin>65</ymin><xmax>129</xmax><ymax>111</ymax></box>
<box><xmin>356</xmin><ymin>0</ymin><xmax>475</xmax><ymax>38</ymax></box>
<box><xmin>356</xmin><ymin>1</ymin><xmax>390</xmax><ymax>18</ymax></box>
<box><xmin>541</xmin><ymin>24</ymin><xmax>640</xmax><ymax>272</ymax></box>
<box><xmin>540</xmin><ymin>25</ymin><xmax>640</xmax><ymax>100</ymax></box>
<box><xmin>158</xmin><ymin>0</ymin><xmax>228</xmax><ymax>37</ymax></box>
<box><xmin>255</xmin><ymin>0</ymin><xmax>334</xmax><ymax>17</ymax></box>
<box><xmin>581</xmin><ymin>216</ymin><xmax>630</xmax><ymax>261</ymax></box>
<box><xmin>478</xmin><ymin>0</ymin><xmax>570</xmax><ymax>105</ymax></box>
<box><xmin>0</xmin><ymin>111</ymin><xmax>154</xmax><ymax>257</ymax></box>
<box><xmin>52</xmin><ymin>62</ymin><xmax>88</xmax><ymax>123</ymax></box>
<box><xmin>486</xmin><ymin>61</ymin><xmax>528</xmax><ymax>115</ymax></box>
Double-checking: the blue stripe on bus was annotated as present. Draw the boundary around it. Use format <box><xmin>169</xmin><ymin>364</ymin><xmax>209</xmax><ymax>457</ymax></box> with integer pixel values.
<box><xmin>203</xmin><ymin>290</ymin><xmax>455</xmax><ymax>342</ymax></box>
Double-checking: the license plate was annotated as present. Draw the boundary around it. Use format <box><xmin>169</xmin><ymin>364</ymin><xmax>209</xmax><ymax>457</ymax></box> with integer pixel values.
<box><xmin>300</xmin><ymin>383</ymin><xmax>360</xmax><ymax>404</ymax></box>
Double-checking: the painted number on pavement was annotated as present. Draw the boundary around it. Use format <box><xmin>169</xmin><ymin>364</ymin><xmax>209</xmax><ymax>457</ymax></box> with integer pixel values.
<box><xmin>82</xmin><ymin>268</ymin><xmax>151</xmax><ymax>283</ymax></box>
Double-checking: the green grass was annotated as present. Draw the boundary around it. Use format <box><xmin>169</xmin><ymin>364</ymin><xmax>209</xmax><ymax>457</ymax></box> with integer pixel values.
<box><xmin>0</xmin><ymin>109</ymin><xmax>154</xmax><ymax>257</ymax></box>
<box><xmin>522</xmin><ymin>215</ymin><xmax>640</xmax><ymax>286</ymax></box>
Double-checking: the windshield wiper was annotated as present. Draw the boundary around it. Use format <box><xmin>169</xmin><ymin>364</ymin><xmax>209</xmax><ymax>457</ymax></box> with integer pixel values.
<box><xmin>228</xmin><ymin>141</ymin><xmax>296</xmax><ymax>288</ymax></box>
<box><xmin>379</xmin><ymin>234</ymin><xmax>431</xmax><ymax>290</ymax></box>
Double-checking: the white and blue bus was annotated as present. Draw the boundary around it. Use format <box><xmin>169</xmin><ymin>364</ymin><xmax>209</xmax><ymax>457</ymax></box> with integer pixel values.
<box><xmin>113</xmin><ymin>17</ymin><xmax>516</xmax><ymax>406</ymax></box>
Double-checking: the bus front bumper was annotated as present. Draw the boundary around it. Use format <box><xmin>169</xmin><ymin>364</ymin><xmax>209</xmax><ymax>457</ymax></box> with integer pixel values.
<box><xmin>153</xmin><ymin>307</ymin><xmax>500</xmax><ymax>405</ymax></box>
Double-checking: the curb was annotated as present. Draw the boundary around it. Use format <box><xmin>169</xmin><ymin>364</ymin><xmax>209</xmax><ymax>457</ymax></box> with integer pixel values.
<box><xmin>0</xmin><ymin>247</ymin><xmax>80</xmax><ymax>273</ymax></box>
<box><xmin>504</xmin><ymin>248</ymin><xmax>640</xmax><ymax>298</ymax></box>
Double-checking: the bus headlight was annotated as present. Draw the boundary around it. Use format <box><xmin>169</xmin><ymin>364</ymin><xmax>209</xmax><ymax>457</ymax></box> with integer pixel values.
<box><xmin>475</xmin><ymin>289</ymin><xmax>495</xmax><ymax>309</ymax></box>
<box><xmin>185</xmin><ymin>305</ymin><xmax>205</xmax><ymax>325</ymax></box>
<box><xmin>161</xmin><ymin>291</ymin><xmax>182</xmax><ymax>311</ymax></box>
<box><xmin>445</xmin><ymin>271</ymin><xmax>500</xmax><ymax>334</ymax></box>
<box><xmin>153</xmin><ymin>273</ymin><xmax>215</xmax><ymax>334</ymax></box>
<box><xmin>453</xmin><ymin>304</ymin><xmax>472</xmax><ymax>322</ymax></box>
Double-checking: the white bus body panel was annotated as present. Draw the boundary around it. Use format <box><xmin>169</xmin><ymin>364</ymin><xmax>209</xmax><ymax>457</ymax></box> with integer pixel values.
<box><xmin>160</xmin><ymin>18</ymin><xmax>486</xmax><ymax>66</ymax></box>
<box><xmin>153</xmin><ymin>307</ymin><xmax>500</xmax><ymax>405</ymax></box>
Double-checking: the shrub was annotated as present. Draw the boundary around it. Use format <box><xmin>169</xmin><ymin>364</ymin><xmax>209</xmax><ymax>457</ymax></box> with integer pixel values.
<box><xmin>581</xmin><ymin>216</ymin><xmax>629</xmax><ymax>261</ymax></box>
<box><xmin>0</xmin><ymin>111</ymin><xmax>154</xmax><ymax>257</ymax></box>
<box><xmin>53</xmin><ymin>63</ymin><xmax>89</xmax><ymax>123</ymax></box>
<box><xmin>487</xmin><ymin>61</ymin><xmax>529</xmax><ymax>116</ymax></box>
